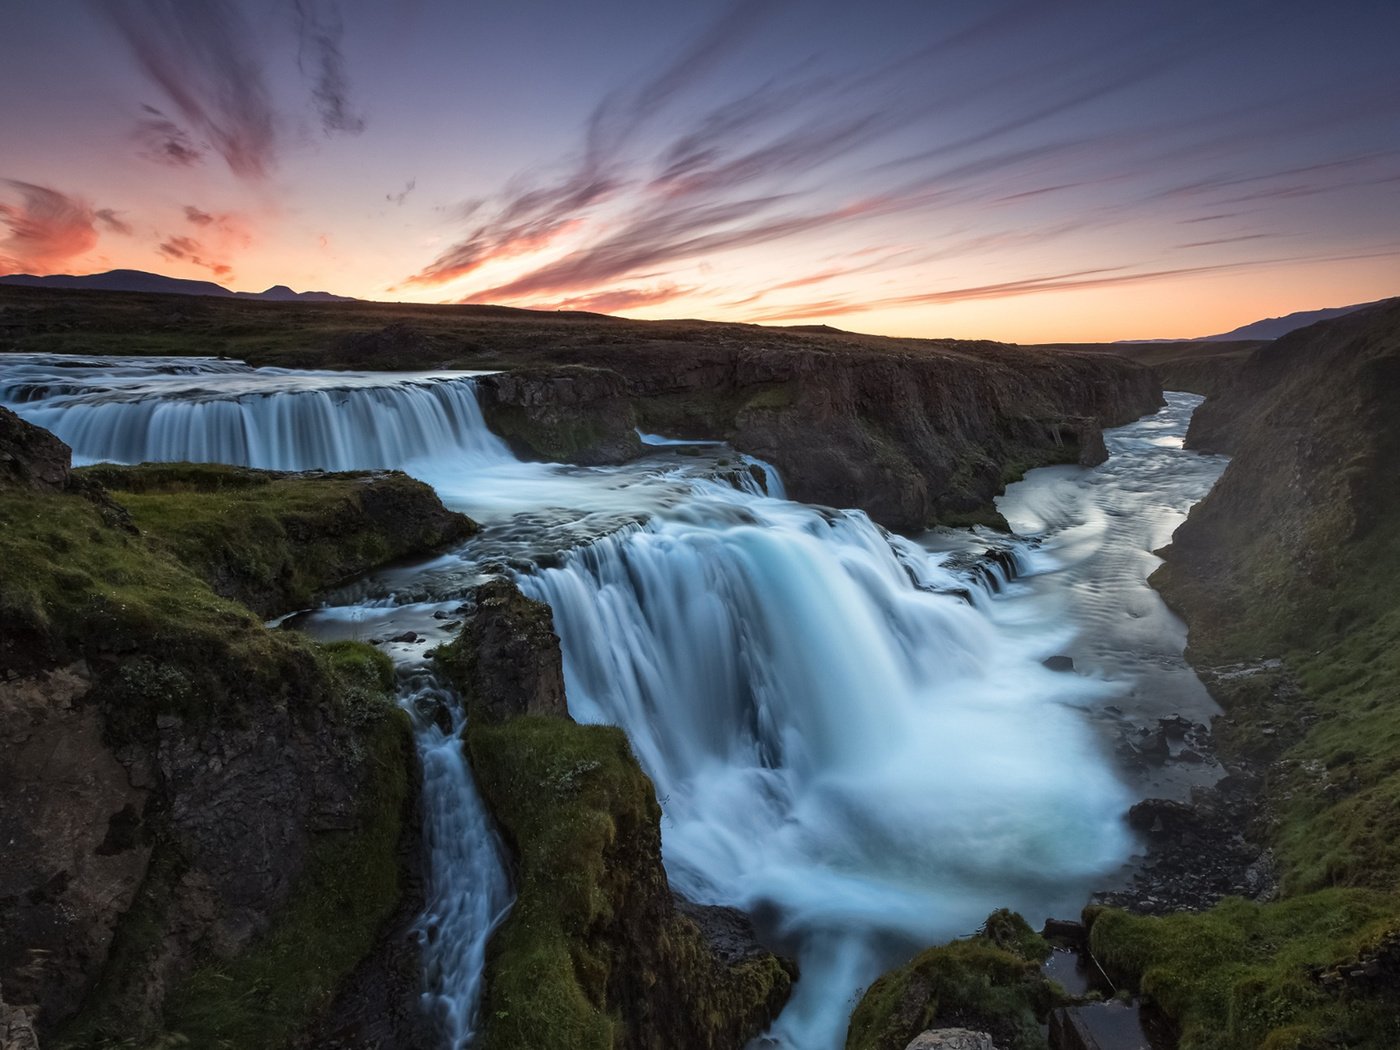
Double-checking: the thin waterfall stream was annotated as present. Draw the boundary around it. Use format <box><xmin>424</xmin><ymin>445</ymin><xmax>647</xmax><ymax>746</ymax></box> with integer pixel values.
<box><xmin>3</xmin><ymin>354</ymin><xmax>1227</xmax><ymax>1049</ymax></box>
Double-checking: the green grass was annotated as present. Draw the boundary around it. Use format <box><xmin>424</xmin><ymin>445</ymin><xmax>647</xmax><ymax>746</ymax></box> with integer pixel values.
<box><xmin>1090</xmin><ymin>891</ymin><xmax>1400</xmax><ymax>1050</ymax></box>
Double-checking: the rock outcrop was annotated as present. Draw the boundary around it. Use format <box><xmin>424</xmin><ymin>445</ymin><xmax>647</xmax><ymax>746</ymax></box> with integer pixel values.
<box><xmin>477</xmin><ymin>342</ymin><xmax>1160</xmax><ymax>531</ymax></box>
<box><xmin>433</xmin><ymin>577</ymin><xmax>568</xmax><ymax>722</ymax></box>
<box><xmin>80</xmin><ymin>462</ymin><xmax>477</xmax><ymax>618</ymax></box>
<box><xmin>846</xmin><ymin>910</ymin><xmax>1056</xmax><ymax>1050</ymax></box>
<box><xmin>0</xmin><ymin>412</ymin><xmax>454</xmax><ymax>1047</ymax></box>
<box><xmin>439</xmin><ymin>579</ymin><xmax>795</xmax><ymax>1050</ymax></box>
<box><xmin>904</xmin><ymin>1029</ymin><xmax>998</xmax><ymax>1050</ymax></box>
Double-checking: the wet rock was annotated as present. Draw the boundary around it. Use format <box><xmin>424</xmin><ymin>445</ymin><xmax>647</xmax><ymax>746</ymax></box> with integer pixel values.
<box><xmin>1042</xmin><ymin>918</ymin><xmax>1088</xmax><ymax>948</ymax></box>
<box><xmin>0</xmin><ymin>406</ymin><xmax>70</xmax><ymax>491</ymax></box>
<box><xmin>435</xmin><ymin>578</ymin><xmax>568</xmax><ymax>724</ymax></box>
<box><xmin>1049</xmin><ymin>1002</ymin><xmax>1153</xmax><ymax>1050</ymax></box>
<box><xmin>0</xmin><ymin>985</ymin><xmax>40</xmax><ymax>1050</ymax></box>
<box><xmin>905</xmin><ymin>1029</ymin><xmax>998</xmax><ymax>1050</ymax></box>
<box><xmin>476</xmin><ymin>366</ymin><xmax>643</xmax><ymax>465</ymax></box>
<box><xmin>1094</xmin><ymin>782</ymin><xmax>1277</xmax><ymax>914</ymax></box>
<box><xmin>388</xmin><ymin>630</ymin><xmax>419</xmax><ymax>643</ymax></box>
<box><xmin>1043</xmin><ymin>655</ymin><xmax>1076</xmax><ymax>672</ymax></box>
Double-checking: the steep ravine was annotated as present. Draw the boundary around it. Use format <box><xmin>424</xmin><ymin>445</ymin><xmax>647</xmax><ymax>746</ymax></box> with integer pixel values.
<box><xmin>1083</xmin><ymin>302</ymin><xmax>1400</xmax><ymax>1050</ymax></box>
<box><xmin>1</xmin><ymin>335</ymin><xmax>1161</xmax><ymax>1050</ymax></box>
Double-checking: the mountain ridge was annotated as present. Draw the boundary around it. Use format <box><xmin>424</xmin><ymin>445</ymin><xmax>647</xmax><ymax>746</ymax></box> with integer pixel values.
<box><xmin>0</xmin><ymin>268</ymin><xmax>354</xmax><ymax>302</ymax></box>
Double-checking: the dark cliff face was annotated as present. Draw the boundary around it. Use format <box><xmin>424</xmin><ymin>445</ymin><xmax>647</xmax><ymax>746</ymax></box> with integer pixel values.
<box><xmin>1162</xmin><ymin>301</ymin><xmax>1400</xmax><ymax>658</ymax></box>
<box><xmin>477</xmin><ymin>342</ymin><xmax>1162</xmax><ymax>531</ymax></box>
<box><xmin>437</xmin><ymin>580</ymin><xmax>795</xmax><ymax>1050</ymax></box>
<box><xmin>0</xmin><ymin>410</ymin><xmax>463</xmax><ymax>1047</ymax></box>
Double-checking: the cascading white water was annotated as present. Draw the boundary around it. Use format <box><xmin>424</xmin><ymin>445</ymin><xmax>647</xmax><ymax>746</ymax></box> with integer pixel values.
<box><xmin>401</xmin><ymin>668</ymin><xmax>514</xmax><ymax>1048</ymax></box>
<box><xmin>0</xmin><ymin>354</ymin><xmax>510</xmax><ymax>470</ymax></box>
<box><xmin>3</xmin><ymin>354</ymin><xmax>1226</xmax><ymax>1049</ymax></box>
<box><xmin>517</xmin><ymin>479</ymin><xmax>1133</xmax><ymax>1046</ymax></box>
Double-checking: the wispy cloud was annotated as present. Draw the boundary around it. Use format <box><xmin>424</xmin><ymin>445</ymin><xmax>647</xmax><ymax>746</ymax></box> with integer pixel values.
<box><xmin>387</xmin><ymin>178</ymin><xmax>416</xmax><ymax>206</ymax></box>
<box><xmin>294</xmin><ymin>0</ymin><xmax>366</xmax><ymax>136</ymax></box>
<box><xmin>740</xmin><ymin>247</ymin><xmax>1400</xmax><ymax>323</ymax></box>
<box><xmin>184</xmin><ymin>205</ymin><xmax>214</xmax><ymax>226</ymax></box>
<box><xmin>505</xmin><ymin>284</ymin><xmax>697</xmax><ymax>315</ymax></box>
<box><xmin>0</xmin><ymin>180</ymin><xmax>102</xmax><ymax>274</ymax></box>
<box><xmin>105</xmin><ymin>0</ymin><xmax>364</xmax><ymax>178</ymax></box>
<box><xmin>134</xmin><ymin>105</ymin><xmax>205</xmax><ymax>167</ymax></box>
<box><xmin>156</xmin><ymin>233</ymin><xmax>232</xmax><ymax>278</ymax></box>
<box><xmin>95</xmin><ymin>208</ymin><xmax>134</xmax><ymax>236</ymax></box>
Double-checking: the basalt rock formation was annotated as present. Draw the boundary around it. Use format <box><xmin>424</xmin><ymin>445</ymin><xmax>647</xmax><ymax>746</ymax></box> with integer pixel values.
<box><xmin>437</xmin><ymin>579</ymin><xmax>795</xmax><ymax>1050</ymax></box>
<box><xmin>0</xmin><ymin>408</ymin><xmax>470</xmax><ymax>1048</ymax></box>
<box><xmin>477</xmin><ymin>341</ymin><xmax>1160</xmax><ymax>531</ymax></box>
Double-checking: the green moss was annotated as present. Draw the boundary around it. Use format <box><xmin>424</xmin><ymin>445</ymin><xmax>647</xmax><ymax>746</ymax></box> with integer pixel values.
<box><xmin>467</xmin><ymin>717</ymin><xmax>645</xmax><ymax>1049</ymax></box>
<box><xmin>845</xmin><ymin>910</ymin><xmax>1059</xmax><ymax>1050</ymax></box>
<box><xmin>158</xmin><ymin>710</ymin><xmax>413</xmax><ymax>1049</ymax></box>
<box><xmin>1089</xmin><ymin>890</ymin><xmax>1400</xmax><ymax>1050</ymax></box>
<box><xmin>78</xmin><ymin>463</ymin><xmax>474</xmax><ymax>617</ymax></box>
<box><xmin>4</xmin><ymin>475</ymin><xmax>416</xmax><ymax>1048</ymax></box>
<box><xmin>464</xmin><ymin>715</ymin><xmax>791</xmax><ymax>1050</ymax></box>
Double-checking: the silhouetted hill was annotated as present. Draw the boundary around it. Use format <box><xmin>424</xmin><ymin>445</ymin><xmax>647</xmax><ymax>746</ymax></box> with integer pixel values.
<box><xmin>1199</xmin><ymin>297</ymin><xmax>1394</xmax><ymax>341</ymax></box>
<box><xmin>0</xmin><ymin>269</ymin><xmax>354</xmax><ymax>302</ymax></box>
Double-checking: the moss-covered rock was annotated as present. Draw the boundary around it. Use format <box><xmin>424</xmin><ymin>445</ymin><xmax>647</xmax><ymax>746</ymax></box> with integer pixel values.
<box><xmin>845</xmin><ymin>910</ymin><xmax>1057</xmax><ymax>1050</ymax></box>
<box><xmin>80</xmin><ymin>461</ymin><xmax>477</xmax><ymax>617</ymax></box>
<box><xmin>1088</xmin><ymin>892</ymin><xmax>1400</xmax><ymax>1050</ymax></box>
<box><xmin>436</xmin><ymin>580</ymin><xmax>794</xmax><ymax>1050</ymax></box>
<box><xmin>0</xmin><ymin>416</ymin><xmax>426</xmax><ymax>1046</ymax></box>
<box><xmin>464</xmin><ymin>716</ymin><xmax>793</xmax><ymax>1050</ymax></box>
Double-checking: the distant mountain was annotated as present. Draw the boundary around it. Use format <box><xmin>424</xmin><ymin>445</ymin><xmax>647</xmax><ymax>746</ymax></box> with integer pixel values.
<box><xmin>0</xmin><ymin>269</ymin><xmax>355</xmax><ymax>302</ymax></box>
<box><xmin>1199</xmin><ymin>298</ymin><xmax>1394</xmax><ymax>341</ymax></box>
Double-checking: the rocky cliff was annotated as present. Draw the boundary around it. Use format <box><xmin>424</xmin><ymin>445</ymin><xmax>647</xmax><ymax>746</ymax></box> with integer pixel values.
<box><xmin>0</xmin><ymin>408</ymin><xmax>470</xmax><ymax>1048</ymax></box>
<box><xmin>435</xmin><ymin>580</ymin><xmax>795</xmax><ymax>1050</ymax></box>
<box><xmin>475</xmin><ymin>340</ymin><xmax>1160</xmax><ymax>531</ymax></box>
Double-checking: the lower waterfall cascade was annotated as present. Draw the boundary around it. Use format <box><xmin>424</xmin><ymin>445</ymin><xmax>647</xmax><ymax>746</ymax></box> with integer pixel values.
<box><xmin>3</xmin><ymin>354</ymin><xmax>1227</xmax><ymax>1049</ymax></box>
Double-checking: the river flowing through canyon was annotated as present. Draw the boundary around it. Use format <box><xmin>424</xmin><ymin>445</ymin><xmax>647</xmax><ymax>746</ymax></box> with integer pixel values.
<box><xmin>3</xmin><ymin>354</ymin><xmax>1227</xmax><ymax>1049</ymax></box>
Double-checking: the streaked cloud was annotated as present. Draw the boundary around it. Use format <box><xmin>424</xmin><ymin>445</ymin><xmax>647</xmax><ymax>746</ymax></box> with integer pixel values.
<box><xmin>294</xmin><ymin>0</ymin><xmax>366</xmax><ymax>136</ymax></box>
<box><xmin>0</xmin><ymin>180</ymin><xmax>102</xmax><ymax>274</ymax></box>
<box><xmin>506</xmin><ymin>284</ymin><xmax>697</xmax><ymax>315</ymax></box>
<box><xmin>156</xmin><ymin>233</ymin><xmax>232</xmax><ymax>278</ymax></box>
<box><xmin>105</xmin><ymin>0</ymin><xmax>364</xmax><ymax>178</ymax></box>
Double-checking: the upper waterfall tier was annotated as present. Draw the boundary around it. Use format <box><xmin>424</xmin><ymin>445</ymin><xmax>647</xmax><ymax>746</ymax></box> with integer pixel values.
<box><xmin>0</xmin><ymin>354</ymin><xmax>511</xmax><ymax>471</ymax></box>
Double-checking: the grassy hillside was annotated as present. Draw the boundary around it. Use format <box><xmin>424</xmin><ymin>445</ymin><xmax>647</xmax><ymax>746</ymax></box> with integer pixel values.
<box><xmin>1088</xmin><ymin>302</ymin><xmax>1400</xmax><ymax>1050</ymax></box>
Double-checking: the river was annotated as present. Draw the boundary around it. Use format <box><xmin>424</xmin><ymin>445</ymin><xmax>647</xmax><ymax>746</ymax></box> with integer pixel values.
<box><xmin>2</xmin><ymin>354</ymin><xmax>1226</xmax><ymax>1049</ymax></box>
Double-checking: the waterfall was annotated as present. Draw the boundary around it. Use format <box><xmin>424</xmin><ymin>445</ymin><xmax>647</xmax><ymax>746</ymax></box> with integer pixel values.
<box><xmin>517</xmin><ymin>479</ymin><xmax>1133</xmax><ymax>1047</ymax></box>
<box><xmin>0</xmin><ymin>353</ymin><xmax>511</xmax><ymax>470</ymax></box>
<box><xmin>400</xmin><ymin>668</ymin><xmax>513</xmax><ymax>1049</ymax></box>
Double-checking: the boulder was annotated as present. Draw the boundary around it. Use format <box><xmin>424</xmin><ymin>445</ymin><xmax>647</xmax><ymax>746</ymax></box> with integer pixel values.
<box><xmin>0</xmin><ymin>406</ymin><xmax>70</xmax><ymax>491</ymax></box>
<box><xmin>436</xmin><ymin>578</ymin><xmax>569</xmax><ymax>723</ymax></box>
<box><xmin>905</xmin><ymin>1029</ymin><xmax>998</xmax><ymax>1050</ymax></box>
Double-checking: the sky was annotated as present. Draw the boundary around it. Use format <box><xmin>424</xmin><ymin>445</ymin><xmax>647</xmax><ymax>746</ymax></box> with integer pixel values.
<box><xmin>2</xmin><ymin>0</ymin><xmax>1398</xmax><ymax>343</ymax></box>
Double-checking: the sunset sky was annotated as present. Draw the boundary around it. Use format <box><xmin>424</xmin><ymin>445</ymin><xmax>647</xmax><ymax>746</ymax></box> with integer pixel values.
<box><xmin>2</xmin><ymin>0</ymin><xmax>1398</xmax><ymax>342</ymax></box>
